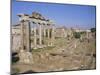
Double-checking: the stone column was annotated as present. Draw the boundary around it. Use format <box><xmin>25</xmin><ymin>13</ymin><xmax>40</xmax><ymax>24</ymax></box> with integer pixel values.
<box><xmin>47</xmin><ymin>27</ymin><xmax>49</xmax><ymax>46</ymax></box>
<box><xmin>39</xmin><ymin>24</ymin><xmax>42</xmax><ymax>45</ymax></box>
<box><xmin>42</xmin><ymin>24</ymin><xmax>46</xmax><ymax>46</ymax></box>
<box><xmin>25</xmin><ymin>21</ymin><xmax>30</xmax><ymax>52</ymax></box>
<box><xmin>20</xmin><ymin>21</ymin><xmax>24</xmax><ymax>50</ymax></box>
<box><xmin>43</xmin><ymin>25</ymin><xmax>46</xmax><ymax>37</ymax></box>
<box><xmin>51</xmin><ymin>25</ymin><xmax>55</xmax><ymax>46</ymax></box>
<box><xmin>47</xmin><ymin>28</ymin><xmax>50</xmax><ymax>39</ymax></box>
<box><xmin>34</xmin><ymin>24</ymin><xmax>37</xmax><ymax>49</ymax></box>
<box><xmin>47</xmin><ymin>26</ymin><xmax>50</xmax><ymax>46</ymax></box>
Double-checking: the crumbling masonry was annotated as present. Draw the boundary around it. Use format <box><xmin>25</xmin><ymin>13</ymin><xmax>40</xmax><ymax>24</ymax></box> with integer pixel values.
<box><xmin>18</xmin><ymin>12</ymin><xmax>55</xmax><ymax>52</ymax></box>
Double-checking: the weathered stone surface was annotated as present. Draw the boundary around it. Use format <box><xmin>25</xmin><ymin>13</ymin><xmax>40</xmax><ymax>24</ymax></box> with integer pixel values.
<box><xmin>19</xmin><ymin>50</ymin><xmax>33</xmax><ymax>64</ymax></box>
<box><xmin>12</xmin><ymin>12</ymin><xmax>96</xmax><ymax>74</ymax></box>
<box><xmin>12</xmin><ymin>35</ymin><xmax>21</xmax><ymax>52</ymax></box>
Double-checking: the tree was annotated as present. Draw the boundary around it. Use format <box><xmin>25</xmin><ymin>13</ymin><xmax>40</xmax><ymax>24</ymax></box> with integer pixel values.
<box><xmin>73</xmin><ymin>32</ymin><xmax>81</xmax><ymax>39</ymax></box>
<box><xmin>91</xmin><ymin>28</ymin><xmax>96</xmax><ymax>33</ymax></box>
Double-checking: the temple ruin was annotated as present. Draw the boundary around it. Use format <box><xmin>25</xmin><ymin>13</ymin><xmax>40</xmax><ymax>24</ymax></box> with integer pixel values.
<box><xmin>12</xmin><ymin>12</ymin><xmax>96</xmax><ymax>73</ymax></box>
<box><xmin>17</xmin><ymin>12</ymin><xmax>55</xmax><ymax>52</ymax></box>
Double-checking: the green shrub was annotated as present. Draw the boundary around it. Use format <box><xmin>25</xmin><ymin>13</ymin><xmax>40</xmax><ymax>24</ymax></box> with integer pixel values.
<box><xmin>91</xmin><ymin>28</ymin><xmax>96</xmax><ymax>33</ymax></box>
<box><xmin>80</xmin><ymin>31</ymin><xmax>86</xmax><ymax>34</ymax></box>
<box><xmin>73</xmin><ymin>32</ymin><xmax>81</xmax><ymax>39</ymax></box>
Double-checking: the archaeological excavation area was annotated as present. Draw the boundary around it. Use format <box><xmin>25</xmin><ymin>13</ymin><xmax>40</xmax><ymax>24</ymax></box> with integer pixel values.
<box><xmin>11</xmin><ymin>12</ymin><xmax>96</xmax><ymax>74</ymax></box>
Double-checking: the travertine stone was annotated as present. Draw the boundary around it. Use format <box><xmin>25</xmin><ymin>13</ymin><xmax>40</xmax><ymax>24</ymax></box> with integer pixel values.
<box><xmin>19</xmin><ymin>50</ymin><xmax>33</xmax><ymax>64</ymax></box>
<box><xmin>39</xmin><ymin>24</ymin><xmax>42</xmax><ymax>45</ymax></box>
<box><xmin>47</xmin><ymin>27</ymin><xmax>50</xmax><ymax>46</ymax></box>
<box><xmin>51</xmin><ymin>25</ymin><xmax>55</xmax><ymax>46</ymax></box>
<box><xmin>43</xmin><ymin>26</ymin><xmax>46</xmax><ymax>37</ymax></box>
<box><xmin>33</xmin><ymin>25</ymin><xmax>37</xmax><ymax>49</ymax></box>
<box><xmin>25</xmin><ymin>21</ymin><xmax>31</xmax><ymax>52</ymax></box>
<box><xmin>18</xmin><ymin>12</ymin><xmax>55</xmax><ymax>50</ymax></box>
<box><xmin>20</xmin><ymin>21</ymin><xmax>24</xmax><ymax>50</ymax></box>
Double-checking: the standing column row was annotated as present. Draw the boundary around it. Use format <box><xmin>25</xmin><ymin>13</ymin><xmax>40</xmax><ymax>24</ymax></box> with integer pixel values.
<box><xmin>47</xmin><ymin>25</ymin><xmax>55</xmax><ymax>46</ymax></box>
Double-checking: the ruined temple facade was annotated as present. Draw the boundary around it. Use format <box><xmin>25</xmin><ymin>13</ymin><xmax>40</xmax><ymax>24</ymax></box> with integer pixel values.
<box><xmin>15</xmin><ymin>12</ymin><xmax>55</xmax><ymax>52</ymax></box>
<box><xmin>12</xmin><ymin>12</ymin><xmax>91</xmax><ymax>52</ymax></box>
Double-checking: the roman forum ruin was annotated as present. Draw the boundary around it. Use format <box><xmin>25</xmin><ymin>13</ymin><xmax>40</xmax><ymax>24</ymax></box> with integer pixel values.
<box><xmin>11</xmin><ymin>12</ymin><xmax>91</xmax><ymax>53</ymax></box>
<box><xmin>17</xmin><ymin>12</ymin><xmax>55</xmax><ymax>52</ymax></box>
<box><xmin>12</xmin><ymin>12</ymin><xmax>96</xmax><ymax>74</ymax></box>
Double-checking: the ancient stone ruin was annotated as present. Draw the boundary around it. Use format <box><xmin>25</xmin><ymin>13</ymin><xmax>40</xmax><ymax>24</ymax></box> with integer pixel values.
<box><xmin>11</xmin><ymin>12</ymin><xmax>96</xmax><ymax>73</ymax></box>
<box><xmin>12</xmin><ymin>12</ymin><xmax>55</xmax><ymax>64</ymax></box>
<box><xmin>17</xmin><ymin>12</ymin><xmax>55</xmax><ymax>52</ymax></box>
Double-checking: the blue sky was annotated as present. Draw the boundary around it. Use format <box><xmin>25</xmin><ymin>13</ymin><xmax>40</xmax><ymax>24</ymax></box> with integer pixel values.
<box><xmin>12</xmin><ymin>0</ymin><xmax>96</xmax><ymax>29</ymax></box>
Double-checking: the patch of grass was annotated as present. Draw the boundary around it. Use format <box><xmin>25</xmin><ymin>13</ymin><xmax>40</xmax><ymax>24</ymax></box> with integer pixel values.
<box><xmin>54</xmin><ymin>38</ymin><xmax>68</xmax><ymax>47</ymax></box>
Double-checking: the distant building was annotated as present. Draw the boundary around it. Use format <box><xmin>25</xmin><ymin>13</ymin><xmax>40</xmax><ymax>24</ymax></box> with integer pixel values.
<box><xmin>55</xmin><ymin>27</ymin><xmax>67</xmax><ymax>38</ymax></box>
